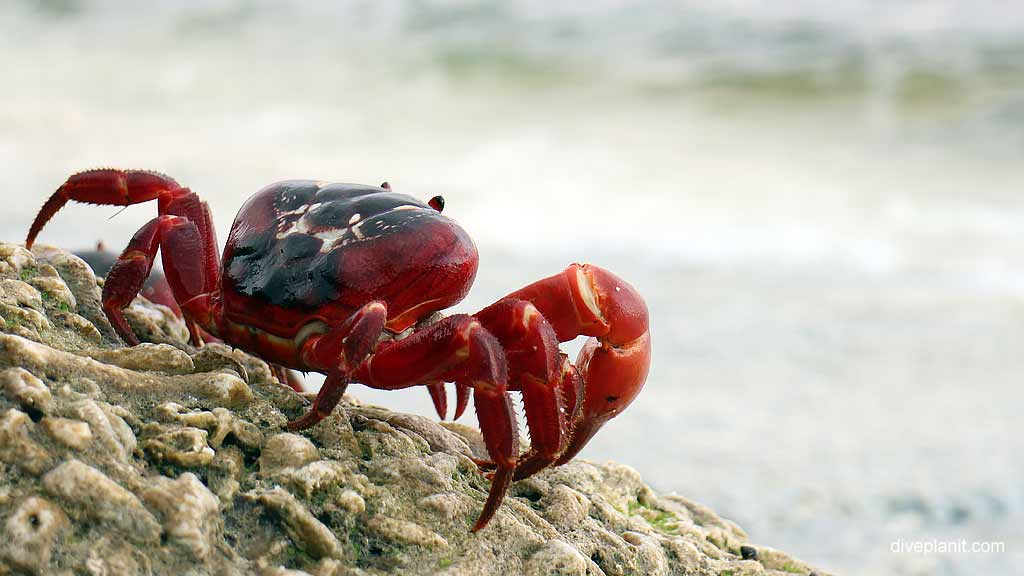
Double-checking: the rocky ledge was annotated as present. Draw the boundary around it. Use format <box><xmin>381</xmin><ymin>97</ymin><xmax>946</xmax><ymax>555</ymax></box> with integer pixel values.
<box><xmin>0</xmin><ymin>241</ymin><xmax>827</xmax><ymax>576</ymax></box>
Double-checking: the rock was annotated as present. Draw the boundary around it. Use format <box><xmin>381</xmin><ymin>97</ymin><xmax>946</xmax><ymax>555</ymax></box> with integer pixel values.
<box><xmin>336</xmin><ymin>489</ymin><xmax>367</xmax><ymax>515</ymax></box>
<box><xmin>142</xmin><ymin>426</ymin><xmax>216</xmax><ymax>468</ymax></box>
<box><xmin>83</xmin><ymin>536</ymin><xmax>152</xmax><ymax>576</ymax></box>
<box><xmin>42</xmin><ymin>459</ymin><xmax>161</xmax><ymax>543</ymax></box>
<box><xmin>260</xmin><ymin>432</ymin><xmax>321</xmax><ymax>473</ymax></box>
<box><xmin>29</xmin><ymin>274</ymin><xmax>77</xmax><ymax>310</ymax></box>
<box><xmin>0</xmin><ymin>278</ymin><xmax>44</xmax><ymax>311</ymax></box>
<box><xmin>123</xmin><ymin>297</ymin><xmax>191</xmax><ymax>345</ymax></box>
<box><xmin>154</xmin><ymin>402</ymin><xmax>264</xmax><ymax>450</ymax></box>
<box><xmin>418</xmin><ymin>492</ymin><xmax>473</xmax><ymax>520</ymax></box>
<box><xmin>41</xmin><ymin>416</ymin><xmax>93</xmax><ymax>450</ymax></box>
<box><xmin>272</xmin><ymin>460</ymin><xmax>351</xmax><ymax>499</ymax></box>
<box><xmin>1</xmin><ymin>367</ymin><xmax>52</xmax><ymax>415</ymax></box>
<box><xmin>0</xmin><ymin>243</ymin><xmax>35</xmax><ymax>276</ymax></box>
<box><xmin>524</xmin><ymin>540</ymin><xmax>591</xmax><ymax>576</ymax></box>
<box><xmin>0</xmin><ymin>496</ymin><xmax>69</xmax><ymax>575</ymax></box>
<box><xmin>141</xmin><ymin>473</ymin><xmax>222</xmax><ymax>561</ymax></box>
<box><xmin>756</xmin><ymin>546</ymin><xmax>816</xmax><ymax>574</ymax></box>
<box><xmin>247</xmin><ymin>487</ymin><xmax>345</xmax><ymax>561</ymax></box>
<box><xmin>365</xmin><ymin>517</ymin><xmax>448</xmax><ymax>550</ymax></box>
<box><xmin>0</xmin><ymin>241</ymin><xmax>830</xmax><ymax>576</ymax></box>
<box><xmin>28</xmin><ymin>244</ymin><xmax>120</xmax><ymax>345</ymax></box>
<box><xmin>71</xmin><ymin>398</ymin><xmax>137</xmax><ymax>462</ymax></box>
<box><xmin>208</xmin><ymin>446</ymin><xmax>245</xmax><ymax>504</ymax></box>
<box><xmin>84</xmin><ymin>342</ymin><xmax>194</xmax><ymax>373</ymax></box>
<box><xmin>0</xmin><ymin>408</ymin><xmax>51</xmax><ymax>475</ymax></box>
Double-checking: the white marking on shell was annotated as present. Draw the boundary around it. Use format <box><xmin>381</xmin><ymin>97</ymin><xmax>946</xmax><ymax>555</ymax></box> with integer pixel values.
<box><xmin>313</xmin><ymin>227</ymin><xmax>351</xmax><ymax>253</ymax></box>
<box><xmin>275</xmin><ymin>213</ymin><xmax>316</xmax><ymax>240</ymax></box>
<box><xmin>275</xmin><ymin>201</ymin><xmax>429</xmax><ymax>245</ymax></box>
<box><xmin>313</xmin><ymin>226</ymin><xmax>345</xmax><ymax>240</ymax></box>
<box><xmin>278</xmin><ymin>204</ymin><xmax>313</xmax><ymax>218</ymax></box>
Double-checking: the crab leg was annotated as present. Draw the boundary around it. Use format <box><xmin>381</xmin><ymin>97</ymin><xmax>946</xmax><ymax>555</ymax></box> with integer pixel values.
<box><xmin>26</xmin><ymin>169</ymin><xmax>182</xmax><ymax>250</ymax></box>
<box><xmin>426</xmin><ymin>382</ymin><xmax>471</xmax><ymax>421</ymax></box>
<box><xmin>475</xmin><ymin>264</ymin><xmax>650</xmax><ymax>479</ymax></box>
<box><xmin>288</xmin><ymin>301</ymin><xmax>389</xmax><ymax>431</ymax></box>
<box><xmin>348</xmin><ymin>314</ymin><xmax>518</xmax><ymax>531</ymax></box>
<box><xmin>271</xmin><ymin>365</ymin><xmax>305</xmax><ymax>393</ymax></box>
<box><xmin>25</xmin><ymin>169</ymin><xmax>220</xmax><ymax>291</ymax></box>
<box><xmin>514</xmin><ymin>358</ymin><xmax>584</xmax><ymax>480</ymax></box>
<box><xmin>454</xmin><ymin>382</ymin><xmax>471</xmax><ymax>420</ymax></box>
<box><xmin>102</xmin><ymin>215</ymin><xmax>207</xmax><ymax>345</ymax></box>
<box><xmin>474</xmin><ymin>299</ymin><xmax>570</xmax><ymax>478</ymax></box>
<box><xmin>426</xmin><ymin>382</ymin><xmax>448</xmax><ymax>420</ymax></box>
<box><xmin>26</xmin><ymin>169</ymin><xmax>223</xmax><ymax>347</ymax></box>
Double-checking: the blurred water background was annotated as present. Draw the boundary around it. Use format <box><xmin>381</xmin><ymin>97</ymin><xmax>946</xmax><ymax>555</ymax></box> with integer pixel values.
<box><xmin>2</xmin><ymin>1</ymin><xmax>1023</xmax><ymax>574</ymax></box>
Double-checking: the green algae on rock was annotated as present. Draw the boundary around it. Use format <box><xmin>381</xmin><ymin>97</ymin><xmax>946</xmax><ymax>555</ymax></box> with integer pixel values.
<box><xmin>0</xmin><ymin>241</ymin><xmax>828</xmax><ymax>576</ymax></box>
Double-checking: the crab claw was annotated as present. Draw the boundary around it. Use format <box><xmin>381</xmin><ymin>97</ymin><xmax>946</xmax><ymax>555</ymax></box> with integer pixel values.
<box><xmin>556</xmin><ymin>265</ymin><xmax>651</xmax><ymax>464</ymax></box>
<box><xmin>482</xmin><ymin>263</ymin><xmax>651</xmax><ymax>478</ymax></box>
<box><xmin>557</xmin><ymin>332</ymin><xmax>650</xmax><ymax>464</ymax></box>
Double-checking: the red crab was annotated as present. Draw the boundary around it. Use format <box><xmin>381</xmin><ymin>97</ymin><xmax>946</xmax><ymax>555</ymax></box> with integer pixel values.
<box><xmin>25</xmin><ymin>169</ymin><xmax>651</xmax><ymax>530</ymax></box>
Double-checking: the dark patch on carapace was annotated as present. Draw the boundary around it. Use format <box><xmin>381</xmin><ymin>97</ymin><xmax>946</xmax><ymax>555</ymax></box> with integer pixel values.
<box><xmin>223</xmin><ymin>180</ymin><xmax>474</xmax><ymax>316</ymax></box>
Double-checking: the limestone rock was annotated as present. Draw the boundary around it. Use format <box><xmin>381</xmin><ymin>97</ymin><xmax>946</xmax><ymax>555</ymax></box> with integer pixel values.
<box><xmin>29</xmin><ymin>274</ymin><xmax>77</xmax><ymax>310</ymax></box>
<box><xmin>0</xmin><ymin>243</ymin><xmax>35</xmax><ymax>277</ymax></box>
<box><xmin>142</xmin><ymin>426</ymin><xmax>216</xmax><ymax>468</ymax></box>
<box><xmin>70</xmin><ymin>399</ymin><xmax>136</xmax><ymax>462</ymax></box>
<box><xmin>260</xmin><ymin>432</ymin><xmax>321</xmax><ymax>474</ymax></box>
<box><xmin>247</xmin><ymin>487</ymin><xmax>346</xmax><ymax>561</ymax></box>
<box><xmin>0</xmin><ymin>408</ymin><xmax>51</xmax><ymax>475</ymax></box>
<box><xmin>84</xmin><ymin>342</ymin><xmax>194</xmax><ymax>373</ymax></box>
<box><xmin>0</xmin><ymin>496</ymin><xmax>69</xmax><ymax>575</ymax></box>
<box><xmin>141</xmin><ymin>473</ymin><xmax>222</xmax><ymax>561</ymax></box>
<box><xmin>365</xmin><ymin>517</ymin><xmax>448</xmax><ymax>550</ymax></box>
<box><xmin>0</xmin><ymin>241</ymin><xmax>829</xmax><ymax>576</ymax></box>
<box><xmin>1</xmin><ymin>367</ymin><xmax>52</xmax><ymax>415</ymax></box>
<box><xmin>524</xmin><ymin>540</ymin><xmax>593</xmax><ymax>576</ymax></box>
<box><xmin>42</xmin><ymin>459</ymin><xmax>161</xmax><ymax>543</ymax></box>
<box><xmin>41</xmin><ymin>416</ymin><xmax>93</xmax><ymax>450</ymax></box>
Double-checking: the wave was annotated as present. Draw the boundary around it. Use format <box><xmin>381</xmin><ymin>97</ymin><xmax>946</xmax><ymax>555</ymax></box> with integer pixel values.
<box><xmin>11</xmin><ymin>1</ymin><xmax>1024</xmax><ymax>93</ymax></box>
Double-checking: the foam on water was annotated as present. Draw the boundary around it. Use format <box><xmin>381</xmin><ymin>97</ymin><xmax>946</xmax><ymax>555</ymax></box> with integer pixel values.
<box><xmin>1</xmin><ymin>2</ymin><xmax>1022</xmax><ymax>574</ymax></box>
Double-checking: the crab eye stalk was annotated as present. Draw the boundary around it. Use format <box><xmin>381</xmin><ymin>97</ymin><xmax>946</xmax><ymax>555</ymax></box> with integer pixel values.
<box><xmin>429</xmin><ymin>195</ymin><xmax>445</xmax><ymax>212</ymax></box>
<box><xmin>380</xmin><ymin>181</ymin><xmax>391</xmax><ymax>190</ymax></box>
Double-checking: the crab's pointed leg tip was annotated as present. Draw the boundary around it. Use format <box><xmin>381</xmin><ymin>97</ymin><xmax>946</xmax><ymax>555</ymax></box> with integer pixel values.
<box><xmin>427</xmin><ymin>382</ymin><xmax>448</xmax><ymax>421</ymax></box>
<box><xmin>471</xmin><ymin>463</ymin><xmax>513</xmax><ymax>532</ymax></box>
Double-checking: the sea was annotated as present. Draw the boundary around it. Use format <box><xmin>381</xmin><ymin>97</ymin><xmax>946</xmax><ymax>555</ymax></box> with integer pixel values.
<box><xmin>1</xmin><ymin>1</ymin><xmax>1022</xmax><ymax>574</ymax></box>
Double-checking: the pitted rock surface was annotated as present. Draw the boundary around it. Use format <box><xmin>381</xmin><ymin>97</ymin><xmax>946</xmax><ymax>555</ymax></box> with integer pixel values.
<box><xmin>0</xmin><ymin>241</ymin><xmax>828</xmax><ymax>576</ymax></box>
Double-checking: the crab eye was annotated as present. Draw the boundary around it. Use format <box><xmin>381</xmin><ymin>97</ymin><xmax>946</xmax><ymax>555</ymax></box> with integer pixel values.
<box><xmin>429</xmin><ymin>195</ymin><xmax>445</xmax><ymax>212</ymax></box>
